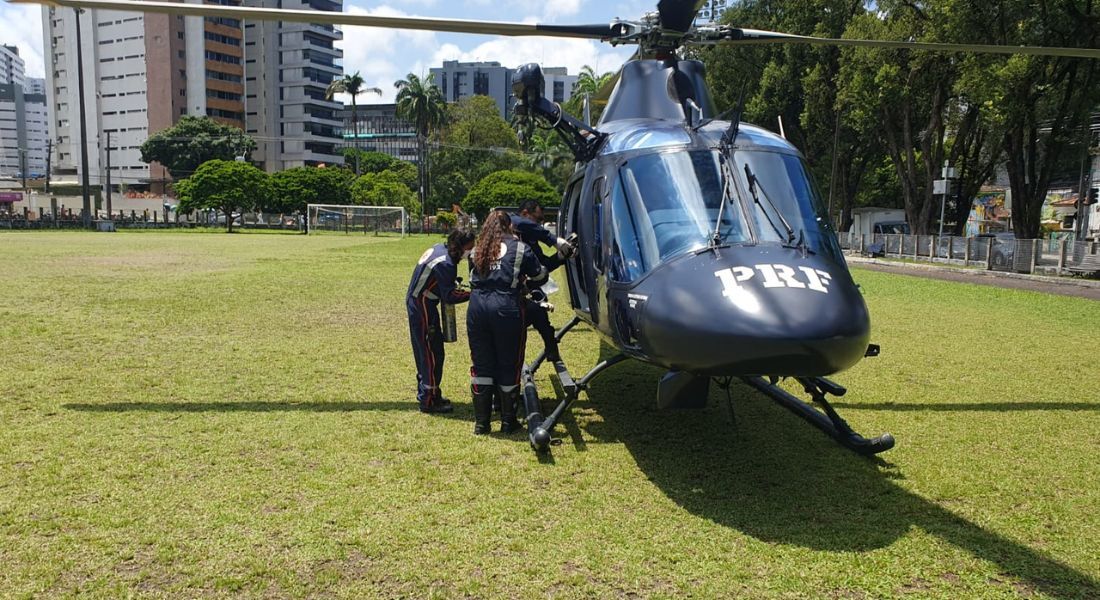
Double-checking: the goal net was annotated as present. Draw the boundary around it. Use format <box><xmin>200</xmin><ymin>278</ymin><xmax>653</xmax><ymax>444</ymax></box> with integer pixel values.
<box><xmin>306</xmin><ymin>204</ymin><xmax>407</xmax><ymax>237</ymax></box>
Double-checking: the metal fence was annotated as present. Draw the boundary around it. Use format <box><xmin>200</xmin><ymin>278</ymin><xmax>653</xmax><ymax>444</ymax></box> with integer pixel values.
<box><xmin>838</xmin><ymin>232</ymin><xmax>1100</xmax><ymax>276</ymax></box>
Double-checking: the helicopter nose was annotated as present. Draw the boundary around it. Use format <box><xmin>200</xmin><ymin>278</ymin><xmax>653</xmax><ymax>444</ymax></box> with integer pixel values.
<box><xmin>634</xmin><ymin>246</ymin><xmax>870</xmax><ymax>376</ymax></box>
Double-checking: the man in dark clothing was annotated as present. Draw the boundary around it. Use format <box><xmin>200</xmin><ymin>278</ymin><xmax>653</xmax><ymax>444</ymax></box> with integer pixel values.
<box><xmin>407</xmin><ymin>229</ymin><xmax>476</xmax><ymax>414</ymax></box>
<box><xmin>509</xmin><ymin>200</ymin><xmax>575</xmax><ymax>362</ymax></box>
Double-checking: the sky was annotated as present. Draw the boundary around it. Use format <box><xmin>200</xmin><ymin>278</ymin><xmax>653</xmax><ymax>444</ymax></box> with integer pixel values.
<box><xmin>0</xmin><ymin>0</ymin><xmax>656</xmax><ymax>103</ymax></box>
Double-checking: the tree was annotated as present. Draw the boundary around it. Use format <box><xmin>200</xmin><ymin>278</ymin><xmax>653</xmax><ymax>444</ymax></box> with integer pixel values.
<box><xmin>462</xmin><ymin>170</ymin><xmax>557</xmax><ymax>220</ymax></box>
<box><xmin>140</xmin><ymin>116</ymin><xmax>256</xmax><ymax>179</ymax></box>
<box><xmin>326</xmin><ymin>71</ymin><xmax>382</xmax><ymax>173</ymax></box>
<box><xmin>564</xmin><ymin>65</ymin><xmax>616</xmax><ymax>123</ymax></box>
<box><xmin>269</xmin><ymin>166</ymin><xmax>356</xmax><ymax>214</ymax></box>
<box><xmin>394</xmin><ymin>73</ymin><xmax>447</xmax><ymax>213</ymax></box>
<box><xmin>430</xmin><ymin>95</ymin><xmax>523</xmax><ymax>209</ymax></box>
<box><xmin>340</xmin><ymin>148</ymin><xmax>398</xmax><ymax>174</ymax></box>
<box><xmin>175</xmin><ymin>159</ymin><xmax>271</xmax><ymax>232</ymax></box>
<box><xmin>351</xmin><ymin>170</ymin><xmax>421</xmax><ymax>218</ymax></box>
<box><xmin>946</xmin><ymin>0</ymin><xmax>1100</xmax><ymax>238</ymax></box>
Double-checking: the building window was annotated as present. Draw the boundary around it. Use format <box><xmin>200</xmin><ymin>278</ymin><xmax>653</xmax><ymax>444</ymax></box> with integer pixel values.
<box><xmin>204</xmin><ymin>50</ymin><xmax>241</xmax><ymax>65</ymax></box>
<box><xmin>204</xmin><ymin>32</ymin><xmax>241</xmax><ymax>46</ymax></box>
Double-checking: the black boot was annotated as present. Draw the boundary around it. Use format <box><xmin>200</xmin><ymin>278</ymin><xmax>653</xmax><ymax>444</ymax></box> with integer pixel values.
<box><xmin>500</xmin><ymin>388</ymin><xmax>522</xmax><ymax>434</ymax></box>
<box><xmin>472</xmin><ymin>387</ymin><xmax>493</xmax><ymax>435</ymax></box>
<box><xmin>544</xmin><ymin>339</ymin><xmax>561</xmax><ymax>364</ymax></box>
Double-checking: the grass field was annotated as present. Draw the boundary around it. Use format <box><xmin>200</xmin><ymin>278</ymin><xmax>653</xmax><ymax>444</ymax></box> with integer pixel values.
<box><xmin>1</xmin><ymin>231</ymin><xmax>1098</xmax><ymax>599</ymax></box>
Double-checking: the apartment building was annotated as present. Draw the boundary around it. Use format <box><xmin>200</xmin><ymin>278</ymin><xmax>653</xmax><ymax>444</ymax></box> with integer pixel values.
<box><xmin>41</xmin><ymin>3</ymin><xmax>244</xmax><ymax>189</ymax></box>
<box><xmin>339</xmin><ymin>102</ymin><xmax>417</xmax><ymax>163</ymax></box>
<box><xmin>243</xmin><ymin>0</ymin><xmax>344</xmax><ymax>170</ymax></box>
<box><xmin>430</xmin><ymin>60</ymin><xmax>578</xmax><ymax>120</ymax></box>
<box><xmin>0</xmin><ymin>46</ymin><xmax>48</xmax><ymax>178</ymax></box>
<box><xmin>1</xmin><ymin>45</ymin><xmax>26</xmax><ymax>88</ymax></box>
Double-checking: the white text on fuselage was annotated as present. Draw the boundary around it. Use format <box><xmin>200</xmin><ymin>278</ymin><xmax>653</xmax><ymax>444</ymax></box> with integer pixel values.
<box><xmin>714</xmin><ymin>265</ymin><xmax>833</xmax><ymax>295</ymax></box>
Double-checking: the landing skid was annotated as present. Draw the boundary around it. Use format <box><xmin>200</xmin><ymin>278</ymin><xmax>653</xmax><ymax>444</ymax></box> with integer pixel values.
<box><xmin>743</xmin><ymin>376</ymin><xmax>895</xmax><ymax>456</ymax></box>
<box><xmin>521</xmin><ymin>316</ymin><xmax>626</xmax><ymax>452</ymax></box>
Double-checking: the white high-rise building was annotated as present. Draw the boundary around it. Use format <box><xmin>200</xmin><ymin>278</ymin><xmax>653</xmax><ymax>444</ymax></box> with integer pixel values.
<box><xmin>431</xmin><ymin>60</ymin><xmax>578</xmax><ymax>120</ymax></box>
<box><xmin>0</xmin><ymin>45</ymin><xmax>48</xmax><ymax>178</ymax></box>
<box><xmin>25</xmin><ymin>77</ymin><xmax>46</xmax><ymax>96</ymax></box>
<box><xmin>41</xmin><ymin>4</ymin><xmax>244</xmax><ymax>190</ymax></box>
<box><xmin>244</xmin><ymin>0</ymin><xmax>345</xmax><ymax>170</ymax></box>
<box><xmin>0</xmin><ymin>44</ymin><xmax>25</xmax><ymax>88</ymax></box>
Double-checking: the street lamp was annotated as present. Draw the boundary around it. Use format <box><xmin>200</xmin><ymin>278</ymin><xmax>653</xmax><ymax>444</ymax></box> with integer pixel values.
<box><xmin>74</xmin><ymin>7</ymin><xmax>93</xmax><ymax>227</ymax></box>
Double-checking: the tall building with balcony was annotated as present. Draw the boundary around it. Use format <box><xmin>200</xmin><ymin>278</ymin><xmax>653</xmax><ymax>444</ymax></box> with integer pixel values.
<box><xmin>41</xmin><ymin>3</ymin><xmax>244</xmax><ymax>189</ymax></box>
<box><xmin>243</xmin><ymin>0</ymin><xmax>344</xmax><ymax>170</ymax></box>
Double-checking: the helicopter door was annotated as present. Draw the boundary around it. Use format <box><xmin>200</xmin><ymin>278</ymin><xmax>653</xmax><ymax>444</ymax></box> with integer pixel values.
<box><xmin>561</xmin><ymin>173</ymin><xmax>590</xmax><ymax>317</ymax></box>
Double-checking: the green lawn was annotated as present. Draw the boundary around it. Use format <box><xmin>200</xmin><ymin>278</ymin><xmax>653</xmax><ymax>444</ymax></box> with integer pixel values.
<box><xmin>1</xmin><ymin>231</ymin><xmax>1097</xmax><ymax>599</ymax></box>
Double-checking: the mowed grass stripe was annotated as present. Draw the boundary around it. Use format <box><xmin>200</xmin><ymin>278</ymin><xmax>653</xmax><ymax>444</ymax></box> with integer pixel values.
<box><xmin>0</xmin><ymin>232</ymin><xmax>1097</xmax><ymax>598</ymax></box>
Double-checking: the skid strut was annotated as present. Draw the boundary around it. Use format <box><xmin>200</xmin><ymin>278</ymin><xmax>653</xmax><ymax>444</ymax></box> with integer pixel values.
<box><xmin>522</xmin><ymin>317</ymin><xmax>627</xmax><ymax>452</ymax></box>
<box><xmin>743</xmin><ymin>376</ymin><xmax>895</xmax><ymax>456</ymax></box>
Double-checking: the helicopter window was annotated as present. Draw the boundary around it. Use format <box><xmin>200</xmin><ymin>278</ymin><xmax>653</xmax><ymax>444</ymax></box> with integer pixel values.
<box><xmin>613</xmin><ymin>150</ymin><xmax>749</xmax><ymax>275</ymax></box>
<box><xmin>734</xmin><ymin>151</ymin><xmax>844</xmax><ymax>263</ymax></box>
<box><xmin>609</xmin><ymin>173</ymin><xmax>656</xmax><ymax>281</ymax></box>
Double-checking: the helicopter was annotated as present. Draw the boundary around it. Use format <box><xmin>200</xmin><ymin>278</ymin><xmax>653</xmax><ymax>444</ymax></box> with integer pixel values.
<box><xmin>18</xmin><ymin>0</ymin><xmax>1100</xmax><ymax>455</ymax></box>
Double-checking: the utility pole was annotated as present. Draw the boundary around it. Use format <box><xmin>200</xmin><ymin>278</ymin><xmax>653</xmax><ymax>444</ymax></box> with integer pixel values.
<box><xmin>105</xmin><ymin>130</ymin><xmax>112</xmax><ymax>220</ymax></box>
<box><xmin>19</xmin><ymin>148</ymin><xmax>27</xmax><ymax>190</ymax></box>
<box><xmin>74</xmin><ymin>7</ymin><xmax>93</xmax><ymax>227</ymax></box>
<box><xmin>44</xmin><ymin>138</ymin><xmax>52</xmax><ymax>193</ymax></box>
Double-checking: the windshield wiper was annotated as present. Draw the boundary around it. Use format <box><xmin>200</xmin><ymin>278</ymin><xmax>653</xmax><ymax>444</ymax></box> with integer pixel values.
<box><xmin>743</xmin><ymin>163</ymin><xmax>796</xmax><ymax>244</ymax></box>
<box><xmin>709</xmin><ymin>152</ymin><xmax>738</xmax><ymax>247</ymax></box>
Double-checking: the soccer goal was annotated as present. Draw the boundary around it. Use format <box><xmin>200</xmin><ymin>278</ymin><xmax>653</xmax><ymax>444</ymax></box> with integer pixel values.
<box><xmin>306</xmin><ymin>204</ymin><xmax>407</xmax><ymax>237</ymax></box>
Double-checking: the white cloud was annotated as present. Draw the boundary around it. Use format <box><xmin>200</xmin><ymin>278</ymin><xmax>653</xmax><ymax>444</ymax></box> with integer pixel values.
<box><xmin>0</xmin><ymin>4</ymin><xmax>45</xmax><ymax>79</ymax></box>
<box><xmin>336</xmin><ymin>4</ymin><xmax>442</xmax><ymax>102</ymax></box>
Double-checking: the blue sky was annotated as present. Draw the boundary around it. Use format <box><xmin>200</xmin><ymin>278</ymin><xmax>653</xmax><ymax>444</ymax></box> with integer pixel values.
<box><xmin>1</xmin><ymin>0</ymin><xmax>655</xmax><ymax>102</ymax></box>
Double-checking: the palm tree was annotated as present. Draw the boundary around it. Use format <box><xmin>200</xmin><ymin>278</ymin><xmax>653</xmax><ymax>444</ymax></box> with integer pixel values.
<box><xmin>325</xmin><ymin>71</ymin><xmax>382</xmax><ymax>173</ymax></box>
<box><xmin>567</xmin><ymin>65</ymin><xmax>616</xmax><ymax>122</ymax></box>
<box><xmin>394</xmin><ymin>73</ymin><xmax>446</xmax><ymax>213</ymax></box>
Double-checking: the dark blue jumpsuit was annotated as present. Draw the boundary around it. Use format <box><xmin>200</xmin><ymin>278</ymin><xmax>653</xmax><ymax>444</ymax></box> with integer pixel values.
<box><xmin>407</xmin><ymin>243</ymin><xmax>469</xmax><ymax>411</ymax></box>
<box><xmin>510</xmin><ymin>214</ymin><xmax>566</xmax><ymax>360</ymax></box>
<box><xmin>467</xmin><ymin>237</ymin><xmax>548</xmax><ymax>397</ymax></box>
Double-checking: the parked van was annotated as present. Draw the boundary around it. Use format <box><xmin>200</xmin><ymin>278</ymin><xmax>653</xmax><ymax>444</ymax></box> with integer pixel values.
<box><xmin>850</xmin><ymin>207</ymin><xmax>909</xmax><ymax>236</ymax></box>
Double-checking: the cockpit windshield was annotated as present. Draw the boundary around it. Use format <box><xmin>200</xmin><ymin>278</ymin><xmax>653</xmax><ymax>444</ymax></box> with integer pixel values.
<box><xmin>609</xmin><ymin>150</ymin><xmax>749</xmax><ymax>281</ymax></box>
<box><xmin>607</xmin><ymin>147</ymin><xmax>845</xmax><ymax>282</ymax></box>
<box><xmin>734</xmin><ymin>151</ymin><xmax>844</xmax><ymax>264</ymax></box>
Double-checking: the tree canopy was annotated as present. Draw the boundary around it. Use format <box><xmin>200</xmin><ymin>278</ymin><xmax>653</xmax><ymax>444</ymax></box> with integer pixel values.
<box><xmin>462</xmin><ymin>170</ymin><xmax>557</xmax><ymax>220</ymax></box>
<box><xmin>269</xmin><ymin>166</ymin><xmax>356</xmax><ymax>214</ymax></box>
<box><xmin>431</xmin><ymin>95</ymin><xmax>523</xmax><ymax>211</ymax></box>
<box><xmin>175</xmin><ymin>159</ymin><xmax>271</xmax><ymax>232</ymax></box>
<box><xmin>351</xmin><ymin>171</ymin><xmax>421</xmax><ymax>218</ymax></box>
<box><xmin>698</xmin><ymin>0</ymin><xmax>1099</xmax><ymax>237</ymax></box>
<box><xmin>140</xmin><ymin>116</ymin><xmax>257</xmax><ymax>180</ymax></box>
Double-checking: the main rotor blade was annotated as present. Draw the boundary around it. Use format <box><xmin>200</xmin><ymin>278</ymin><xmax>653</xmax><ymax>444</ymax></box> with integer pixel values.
<box><xmin>13</xmin><ymin>0</ymin><xmax>619</xmax><ymax>39</ymax></box>
<box><xmin>720</xmin><ymin>29</ymin><xmax>1100</xmax><ymax>60</ymax></box>
<box><xmin>656</xmin><ymin>0</ymin><xmax>706</xmax><ymax>33</ymax></box>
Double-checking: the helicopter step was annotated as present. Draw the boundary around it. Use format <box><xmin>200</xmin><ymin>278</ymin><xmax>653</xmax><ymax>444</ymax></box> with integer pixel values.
<box><xmin>521</xmin><ymin>317</ymin><xmax>629</xmax><ymax>452</ymax></box>
<box><xmin>743</xmin><ymin>376</ymin><xmax>895</xmax><ymax>456</ymax></box>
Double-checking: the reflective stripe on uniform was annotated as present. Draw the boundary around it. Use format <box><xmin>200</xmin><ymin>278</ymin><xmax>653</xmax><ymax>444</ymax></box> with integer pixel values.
<box><xmin>511</xmin><ymin>242</ymin><xmax>526</xmax><ymax>289</ymax></box>
<box><xmin>424</xmin><ymin>291</ymin><xmax>439</xmax><ymax>300</ymax></box>
<box><xmin>412</xmin><ymin>255</ymin><xmax>447</xmax><ymax>298</ymax></box>
<box><xmin>471</xmin><ymin>376</ymin><xmax>494</xmax><ymax>385</ymax></box>
<box><xmin>498</xmin><ymin>384</ymin><xmax>518</xmax><ymax>392</ymax></box>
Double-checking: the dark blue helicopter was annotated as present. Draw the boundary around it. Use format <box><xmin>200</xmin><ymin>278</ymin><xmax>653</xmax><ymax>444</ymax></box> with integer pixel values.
<box><xmin>511</xmin><ymin>57</ymin><xmax>892</xmax><ymax>456</ymax></box>
<box><xmin>26</xmin><ymin>0</ymin><xmax>1098</xmax><ymax>455</ymax></box>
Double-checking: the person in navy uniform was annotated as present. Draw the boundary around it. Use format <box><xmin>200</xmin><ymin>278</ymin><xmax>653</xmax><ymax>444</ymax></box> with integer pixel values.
<box><xmin>467</xmin><ymin>210</ymin><xmax>549</xmax><ymax>434</ymax></box>
<box><xmin>509</xmin><ymin>200</ymin><xmax>575</xmax><ymax>363</ymax></box>
<box><xmin>407</xmin><ymin>228</ymin><xmax>476</xmax><ymax>414</ymax></box>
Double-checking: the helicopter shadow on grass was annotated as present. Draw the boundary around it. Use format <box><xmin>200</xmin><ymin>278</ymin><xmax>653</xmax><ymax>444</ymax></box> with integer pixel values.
<box><xmin>571</xmin><ymin>344</ymin><xmax>1099</xmax><ymax>599</ymax></box>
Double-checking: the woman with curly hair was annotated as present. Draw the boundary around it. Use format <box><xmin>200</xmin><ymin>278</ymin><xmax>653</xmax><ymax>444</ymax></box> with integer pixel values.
<box><xmin>467</xmin><ymin>210</ymin><xmax>548</xmax><ymax>435</ymax></box>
